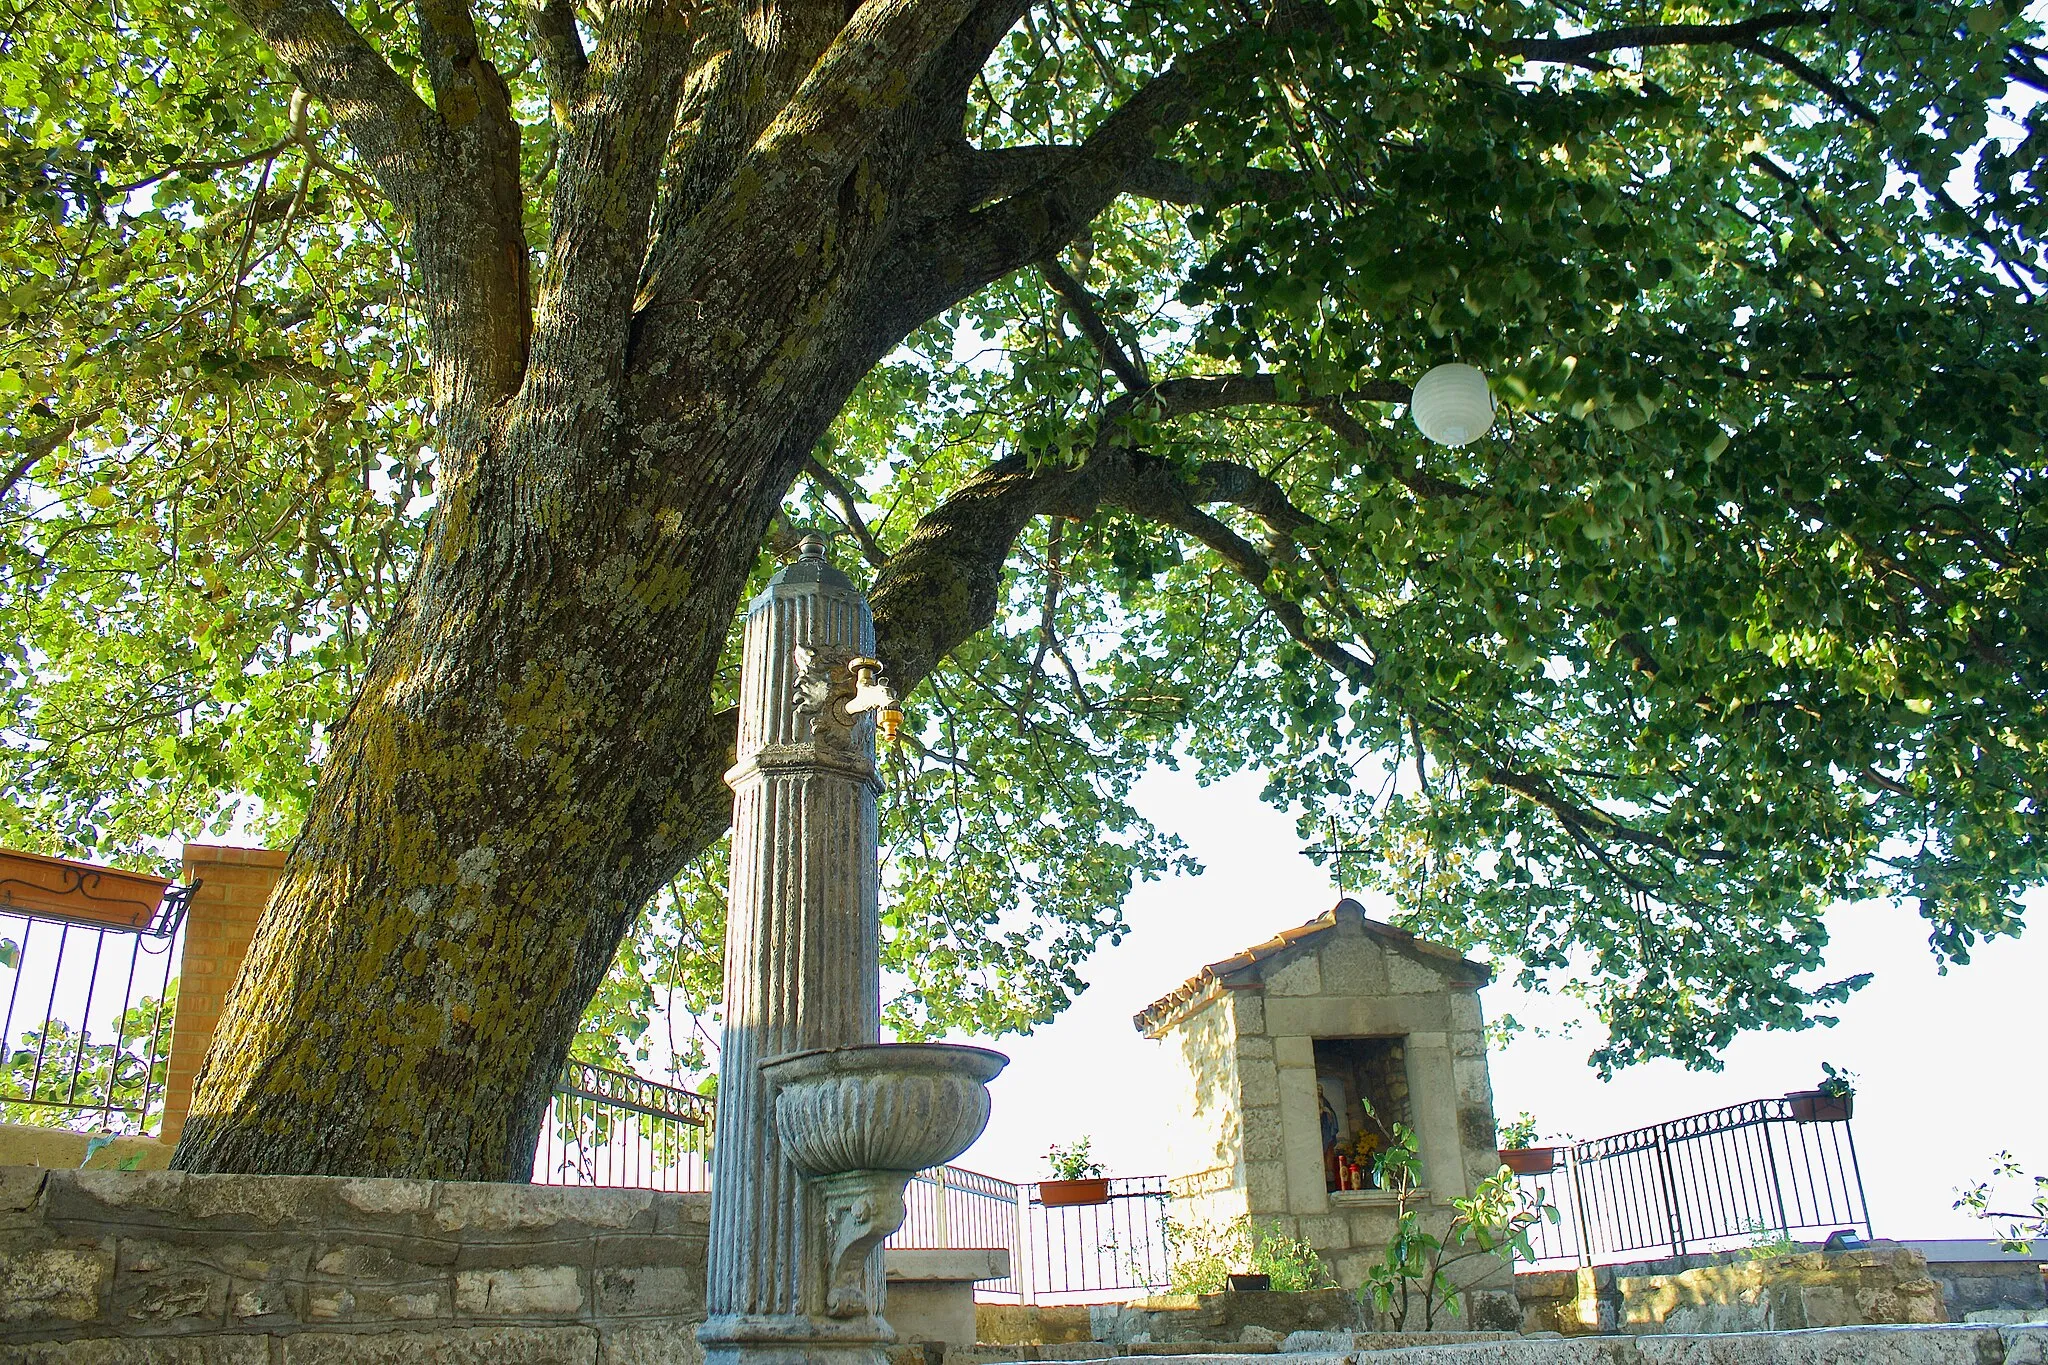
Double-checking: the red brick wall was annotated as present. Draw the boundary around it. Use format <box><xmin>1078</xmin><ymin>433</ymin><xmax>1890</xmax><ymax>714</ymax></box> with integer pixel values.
<box><xmin>160</xmin><ymin>843</ymin><xmax>286</xmax><ymax>1142</ymax></box>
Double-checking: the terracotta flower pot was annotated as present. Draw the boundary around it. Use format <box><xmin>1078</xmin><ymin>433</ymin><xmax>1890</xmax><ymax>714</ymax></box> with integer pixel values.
<box><xmin>1785</xmin><ymin>1090</ymin><xmax>1854</xmax><ymax>1122</ymax></box>
<box><xmin>1039</xmin><ymin>1177</ymin><xmax>1111</xmax><ymax>1207</ymax></box>
<box><xmin>1499</xmin><ymin>1145</ymin><xmax>1557</xmax><ymax>1175</ymax></box>
<box><xmin>0</xmin><ymin>848</ymin><xmax>174</xmax><ymax>931</ymax></box>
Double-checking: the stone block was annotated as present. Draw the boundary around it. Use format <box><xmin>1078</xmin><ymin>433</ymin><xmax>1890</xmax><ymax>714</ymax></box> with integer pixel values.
<box><xmin>1272</xmin><ymin>1036</ymin><xmax>1313</xmax><ymax>1069</ymax></box>
<box><xmin>336</xmin><ymin>1178</ymin><xmax>434</xmax><ymax>1218</ymax></box>
<box><xmin>1244</xmin><ymin>1160</ymin><xmax>1289</xmax><ymax>1213</ymax></box>
<box><xmin>0</xmin><ymin>1242</ymin><xmax>112</xmax><ymax>1323</ymax></box>
<box><xmin>888</xmin><ymin>1276</ymin><xmax>981</xmax><ymax>1348</ymax></box>
<box><xmin>1344</xmin><ymin>1202</ymin><xmax>1403</xmax><ymax>1244</ymax></box>
<box><xmin>1241</xmin><ymin>1107</ymin><xmax>1285</xmax><ymax>1163</ymax></box>
<box><xmin>594</xmin><ymin>1232</ymin><xmax>707</xmax><ymax>1270</ymax></box>
<box><xmin>433</xmin><ymin>1183</ymin><xmax>654</xmax><ymax>1234</ymax></box>
<box><xmin>1453</xmin><ymin>1057</ymin><xmax>1493</xmax><ymax>1108</ymax></box>
<box><xmin>2006</xmin><ymin>1324</ymin><xmax>2048</xmax><ymax>1365</ymax></box>
<box><xmin>306</xmin><ymin>1286</ymin><xmax>358</xmax><ymax>1321</ymax></box>
<box><xmin>455</xmin><ymin>1264</ymin><xmax>585</xmax><ymax>1316</ymax></box>
<box><xmin>2</xmin><ymin>1338</ymin><xmax>272</xmax><ymax>1364</ymax></box>
<box><xmin>1237</xmin><ymin>1035</ymin><xmax>1275</xmax><ymax>1061</ymax></box>
<box><xmin>180</xmin><ymin>1172</ymin><xmax>327</xmax><ymax>1228</ymax></box>
<box><xmin>310</xmin><ymin>1240</ymin><xmax>444</xmax><ymax>1283</ymax></box>
<box><xmin>599</xmin><ymin>1320</ymin><xmax>706</xmax><ymax>1365</ymax></box>
<box><xmin>1315</xmin><ymin>938</ymin><xmax>1386</xmax><ymax>996</ymax></box>
<box><xmin>0</xmin><ymin>1164</ymin><xmax>50</xmax><ymax>1213</ymax></box>
<box><xmin>1232</xmin><ymin>995</ymin><xmax>1265</xmax><ymax>1036</ymax></box>
<box><xmin>230</xmin><ymin>1278</ymin><xmax>296</xmax><ymax>1321</ymax></box>
<box><xmin>282</xmin><ymin>1324</ymin><xmax>602</xmax><ymax>1364</ymax></box>
<box><xmin>885</xmin><ymin>1247</ymin><xmax>1010</xmax><ymax>1282</ymax></box>
<box><xmin>1385</xmin><ymin>951</ymin><xmax>1443</xmax><ymax>995</ymax></box>
<box><xmin>1262</xmin><ymin>954</ymin><xmax>1321</xmax><ymax>997</ymax></box>
<box><xmin>594</xmin><ymin>1263</ymin><xmax>703</xmax><ymax>1317</ymax></box>
<box><xmin>1447</xmin><ymin>989</ymin><xmax>1484</xmax><ymax>1033</ymax></box>
<box><xmin>1297</xmin><ymin>1215</ymin><xmax>1351</xmax><ymax>1251</ymax></box>
<box><xmin>47</xmin><ymin>1170</ymin><xmax>190</xmax><ymax>1222</ymax></box>
<box><xmin>1636</xmin><ymin>1324</ymin><xmax>2006</xmax><ymax>1363</ymax></box>
<box><xmin>114</xmin><ymin>1265</ymin><xmax>230</xmax><ymax>1327</ymax></box>
<box><xmin>1238</xmin><ymin>1058</ymin><xmax>1280</xmax><ymax>1109</ymax></box>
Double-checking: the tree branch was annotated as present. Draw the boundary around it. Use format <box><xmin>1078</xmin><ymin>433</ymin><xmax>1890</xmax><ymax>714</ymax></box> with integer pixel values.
<box><xmin>734</xmin><ymin>0</ymin><xmax>983</xmax><ymax>213</ymax></box>
<box><xmin>220</xmin><ymin>0</ymin><xmax>441</xmax><ymax>213</ymax></box>
<box><xmin>1748</xmin><ymin>152</ymin><xmax>1850</xmax><ymax>255</ymax></box>
<box><xmin>223</xmin><ymin>0</ymin><xmax>531</xmax><ymax>420</ymax></box>
<box><xmin>3</xmin><ymin>409</ymin><xmax>109</xmax><ymax>504</ymax></box>
<box><xmin>805</xmin><ymin>455</ymin><xmax>889</xmax><ymax>568</ymax></box>
<box><xmin>1041</xmin><ymin>259</ymin><xmax>1147</xmax><ymax>392</ymax></box>
<box><xmin>896</xmin><ymin>56</ymin><xmax>1210</xmax><ymax>319</ymax></box>
<box><xmin>1502</xmin><ymin>10</ymin><xmax>1833</xmax><ymax>66</ymax></box>
<box><xmin>524</xmin><ymin>0</ymin><xmax>590</xmax><ymax>117</ymax></box>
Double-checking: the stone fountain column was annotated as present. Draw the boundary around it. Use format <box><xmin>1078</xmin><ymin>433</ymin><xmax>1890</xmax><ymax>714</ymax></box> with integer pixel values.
<box><xmin>701</xmin><ymin>536</ymin><xmax>887</xmax><ymax>1365</ymax></box>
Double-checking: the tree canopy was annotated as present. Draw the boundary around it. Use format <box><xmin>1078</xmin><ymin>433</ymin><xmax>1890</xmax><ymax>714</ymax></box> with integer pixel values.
<box><xmin>1</xmin><ymin>0</ymin><xmax>2043</xmax><ymax>1172</ymax></box>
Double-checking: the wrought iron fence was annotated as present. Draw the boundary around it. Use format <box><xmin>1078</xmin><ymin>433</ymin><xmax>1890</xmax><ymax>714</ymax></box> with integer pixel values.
<box><xmin>893</xmin><ymin>1168</ymin><xmax>1171</xmax><ymax>1303</ymax></box>
<box><xmin>891</xmin><ymin>1165</ymin><xmax>1024</xmax><ymax>1297</ymax></box>
<box><xmin>534</xmin><ymin>1059</ymin><xmax>714</xmax><ymax>1191</ymax></box>
<box><xmin>1020</xmin><ymin>1175</ymin><xmax>1173</xmax><ymax>1303</ymax></box>
<box><xmin>0</xmin><ymin>880</ymin><xmax>195</xmax><ymax>1135</ymax></box>
<box><xmin>1512</xmin><ymin>1096</ymin><xmax>1871</xmax><ymax>1269</ymax></box>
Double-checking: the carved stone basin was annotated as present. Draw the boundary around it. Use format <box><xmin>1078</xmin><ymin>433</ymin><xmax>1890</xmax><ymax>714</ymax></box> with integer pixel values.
<box><xmin>762</xmin><ymin>1042</ymin><xmax>1007</xmax><ymax>1319</ymax></box>
<box><xmin>765</xmin><ymin>1042</ymin><xmax>1007</xmax><ymax>1177</ymax></box>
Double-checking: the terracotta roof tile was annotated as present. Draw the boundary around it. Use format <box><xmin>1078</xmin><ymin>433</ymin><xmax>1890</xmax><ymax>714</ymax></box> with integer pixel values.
<box><xmin>1131</xmin><ymin>898</ymin><xmax>1489</xmax><ymax>1036</ymax></box>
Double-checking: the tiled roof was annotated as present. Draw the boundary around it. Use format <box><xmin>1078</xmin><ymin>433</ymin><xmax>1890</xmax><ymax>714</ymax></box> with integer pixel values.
<box><xmin>1131</xmin><ymin>898</ymin><xmax>1489</xmax><ymax>1036</ymax></box>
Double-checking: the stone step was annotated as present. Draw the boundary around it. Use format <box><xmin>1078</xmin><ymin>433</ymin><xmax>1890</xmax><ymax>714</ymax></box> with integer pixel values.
<box><xmin>967</xmin><ymin>1324</ymin><xmax>2048</xmax><ymax>1365</ymax></box>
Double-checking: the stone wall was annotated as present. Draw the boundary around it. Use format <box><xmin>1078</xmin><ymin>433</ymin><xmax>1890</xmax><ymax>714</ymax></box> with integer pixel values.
<box><xmin>0</xmin><ymin>1125</ymin><xmax>171</xmax><ymax>1172</ymax></box>
<box><xmin>0</xmin><ymin>1165</ymin><xmax>707</xmax><ymax>1363</ymax></box>
<box><xmin>1158</xmin><ymin>992</ymin><xmax>1246</xmax><ymax>1229</ymax></box>
<box><xmin>1515</xmin><ymin>1246</ymin><xmax>1949</xmax><ymax>1336</ymax></box>
<box><xmin>1911</xmin><ymin>1241</ymin><xmax>2048</xmax><ymax>1322</ymax></box>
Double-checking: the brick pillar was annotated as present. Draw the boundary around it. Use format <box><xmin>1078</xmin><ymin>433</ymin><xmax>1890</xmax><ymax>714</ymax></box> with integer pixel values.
<box><xmin>159</xmin><ymin>844</ymin><xmax>287</xmax><ymax>1143</ymax></box>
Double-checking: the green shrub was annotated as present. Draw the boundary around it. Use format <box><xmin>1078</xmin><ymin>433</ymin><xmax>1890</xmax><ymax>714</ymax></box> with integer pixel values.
<box><xmin>1162</xmin><ymin>1213</ymin><xmax>1336</xmax><ymax>1294</ymax></box>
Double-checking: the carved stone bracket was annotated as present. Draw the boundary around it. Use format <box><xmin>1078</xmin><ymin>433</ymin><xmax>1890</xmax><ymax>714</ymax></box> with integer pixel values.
<box><xmin>813</xmin><ymin>1170</ymin><xmax>913</xmax><ymax>1318</ymax></box>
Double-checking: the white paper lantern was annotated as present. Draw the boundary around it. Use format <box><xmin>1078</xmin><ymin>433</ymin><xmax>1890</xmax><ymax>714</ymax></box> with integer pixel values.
<box><xmin>1410</xmin><ymin>363</ymin><xmax>1495</xmax><ymax>447</ymax></box>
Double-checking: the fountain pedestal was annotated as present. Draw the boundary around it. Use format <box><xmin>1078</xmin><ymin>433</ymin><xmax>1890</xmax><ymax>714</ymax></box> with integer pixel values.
<box><xmin>700</xmin><ymin>538</ymin><xmax>1008</xmax><ymax>1365</ymax></box>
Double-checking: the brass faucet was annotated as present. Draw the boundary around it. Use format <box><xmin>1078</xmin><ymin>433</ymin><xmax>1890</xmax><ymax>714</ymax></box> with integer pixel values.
<box><xmin>844</xmin><ymin>657</ymin><xmax>903</xmax><ymax>744</ymax></box>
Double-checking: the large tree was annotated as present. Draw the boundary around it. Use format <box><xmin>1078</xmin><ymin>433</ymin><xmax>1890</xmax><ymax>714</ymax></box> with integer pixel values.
<box><xmin>2</xmin><ymin>0</ymin><xmax>2041</xmax><ymax>1178</ymax></box>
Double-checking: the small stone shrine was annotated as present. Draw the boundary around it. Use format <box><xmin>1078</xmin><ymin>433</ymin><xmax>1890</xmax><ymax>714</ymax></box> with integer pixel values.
<box><xmin>1134</xmin><ymin>898</ymin><xmax>1510</xmax><ymax>1314</ymax></box>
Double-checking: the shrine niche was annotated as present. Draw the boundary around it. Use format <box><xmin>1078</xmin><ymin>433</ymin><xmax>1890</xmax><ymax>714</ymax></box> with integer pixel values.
<box><xmin>1134</xmin><ymin>898</ymin><xmax>1509</xmax><ymax>1313</ymax></box>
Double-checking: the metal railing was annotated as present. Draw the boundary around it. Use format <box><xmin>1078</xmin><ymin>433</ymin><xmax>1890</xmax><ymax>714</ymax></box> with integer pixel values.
<box><xmin>1022</xmin><ymin>1175</ymin><xmax>1172</xmax><ymax>1303</ymax></box>
<box><xmin>892</xmin><ymin>1168</ymin><xmax>1172</xmax><ymax>1303</ymax></box>
<box><xmin>534</xmin><ymin>1059</ymin><xmax>713</xmax><ymax>1191</ymax></box>
<box><xmin>1512</xmin><ymin>1096</ymin><xmax>1871</xmax><ymax>1269</ymax></box>
<box><xmin>527</xmin><ymin>1066</ymin><xmax>1171</xmax><ymax>1302</ymax></box>
<box><xmin>892</xmin><ymin>1165</ymin><xmax>1024</xmax><ymax>1297</ymax></box>
<box><xmin>0</xmin><ymin>884</ymin><xmax>194</xmax><ymax>1134</ymax></box>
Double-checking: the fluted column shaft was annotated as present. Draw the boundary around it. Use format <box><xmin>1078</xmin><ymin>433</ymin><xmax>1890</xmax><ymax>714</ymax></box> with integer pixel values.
<box><xmin>705</xmin><ymin>544</ymin><xmax>881</xmax><ymax>1329</ymax></box>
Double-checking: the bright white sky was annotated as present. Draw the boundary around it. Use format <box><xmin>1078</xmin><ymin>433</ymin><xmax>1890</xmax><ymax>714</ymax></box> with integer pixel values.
<box><xmin>941</xmin><ymin>763</ymin><xmax>2048</xmax><ymax>1242</ymax></box>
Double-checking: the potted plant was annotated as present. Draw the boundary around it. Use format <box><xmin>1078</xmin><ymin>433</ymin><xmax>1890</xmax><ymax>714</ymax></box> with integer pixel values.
<box><xmin>1496</xmin><ymin>1112</ymin><xmax>1556</xmax><ymax>1175</ymax></box>
<box><xmin>1786</xmin><ymin>1064</ymin><xmax>1856</xmax><ymax>1122</ymax></box>
<box><xmin>1040</xmin><ymin>1138</ymin><xmax>1111</xmax><ymax>1207</ymax></box>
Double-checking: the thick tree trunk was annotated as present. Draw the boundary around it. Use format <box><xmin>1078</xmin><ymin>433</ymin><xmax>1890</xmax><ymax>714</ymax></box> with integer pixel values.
<box><xmin>168</xmin><ymin>0</ymin><xmax>1151</xmax><ymax>1178</ymax></box>
<box><xmin>172</xmin><ymin>151</ymin><xmax>941</xmax><ymax>1176</ymax></box>
<box><xmin>171</xmin><ymin>448</ymin><xmax>768</xmax><ymax>1178</ymax></box>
